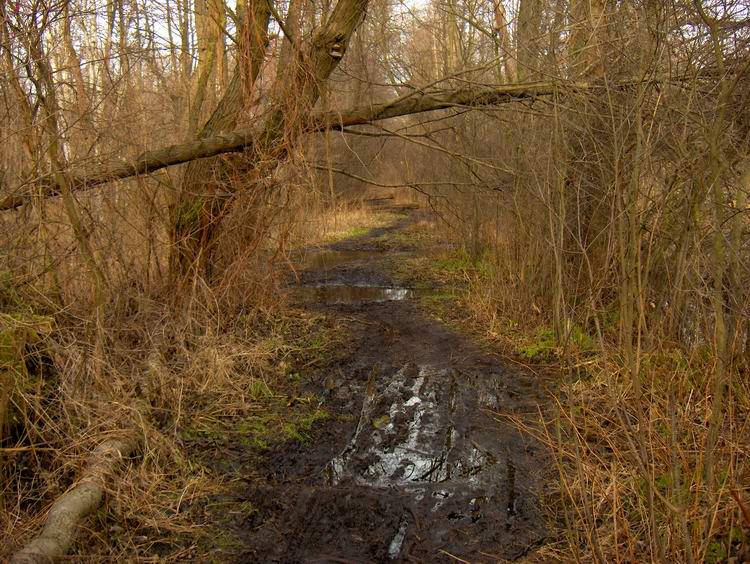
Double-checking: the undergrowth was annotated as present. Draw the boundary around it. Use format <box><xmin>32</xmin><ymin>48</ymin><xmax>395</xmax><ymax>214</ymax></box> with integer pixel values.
<box><xmin>1</xmin><ymin>294</ymin><xmax>345</xmax><ymax>559</ymax></box>
<box><xmin>0</xmin><ymin>204</ymin><xmax>364</xmax><ymax>560</ymax></box>
<box><xmin>387</xmin><ymin>217</ymin><xmax>750</xmax><ymax>562</ymax></box>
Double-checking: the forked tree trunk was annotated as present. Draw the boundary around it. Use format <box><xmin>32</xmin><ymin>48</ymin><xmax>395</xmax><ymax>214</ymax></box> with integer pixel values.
<box><xmin>170</xmin><ymin>0</ymin><xmax>271</xmax><ymax>280</ymax></box>
<box><xmin>169</xmin><ymin>0</ymin><xmax>369</xmax><ymax>281</ymax></box>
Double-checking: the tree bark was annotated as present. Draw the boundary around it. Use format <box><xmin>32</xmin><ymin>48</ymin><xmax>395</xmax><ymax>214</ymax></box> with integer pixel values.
<box><xmin>569</xmin><ymin>0</ymin><xmax>606</xmax><ymax>79</ymax></box>
<box><xmin>516</xmin><ymin>0</ymin><xmax>543</xmax><ymax>81</ymax></box>
<box><xmin>491</xmin><ymin>0</ymin><xmax>515</xmax><ymax>82</ymax></box>
<box><xmin>170</xmin><ymin>0</ymin><xmax>271</xmax><ymax>278</ymax></box>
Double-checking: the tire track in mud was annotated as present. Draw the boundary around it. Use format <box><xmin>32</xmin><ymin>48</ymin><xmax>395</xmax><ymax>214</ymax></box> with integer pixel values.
<box><xmin>240</xmin><ymin>209</ymin><xmax>548</xmax><ymax>563</ymax></box>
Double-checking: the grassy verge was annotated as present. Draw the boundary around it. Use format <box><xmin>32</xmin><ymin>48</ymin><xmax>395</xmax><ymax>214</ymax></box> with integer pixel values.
<box><xmin>287</xmin><ymin>204</ymin><xmax>402</xmax><ymax>247</ymax></box>
<box><xmin>2</xmin><ymin>303</ymin><xmax>349</xmax><ymax>560</ymax></box>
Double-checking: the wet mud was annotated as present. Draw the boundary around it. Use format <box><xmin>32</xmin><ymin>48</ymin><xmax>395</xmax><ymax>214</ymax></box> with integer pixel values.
<box><xmin>232</xmin><ymin>210</ymin><xmax>548</xmax><ymax>562</ymax></box>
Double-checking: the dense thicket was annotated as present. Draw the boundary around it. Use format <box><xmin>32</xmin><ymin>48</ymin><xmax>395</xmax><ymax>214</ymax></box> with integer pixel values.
<box><xmin>1</xmin><ymin>0</ymin><xmax>748</xmax><ymax>560</ymax></box>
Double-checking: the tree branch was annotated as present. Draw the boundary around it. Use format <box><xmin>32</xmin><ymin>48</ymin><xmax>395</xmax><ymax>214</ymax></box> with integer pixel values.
<box><xmin>11</xmin><ymin>434</ymin><xmax>139</xmax><ymax>564</ymax></box>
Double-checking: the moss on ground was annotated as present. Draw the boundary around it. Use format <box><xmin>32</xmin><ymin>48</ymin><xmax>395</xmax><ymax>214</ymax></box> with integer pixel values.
<box><xmin>338</xmin><ymin>226</ymin><xmax>371</xmax><ymax>239</ymax></box>
<box><xmin>1</xmin><ymin>315</ymin><xmax>55</xmax><ymax>441</ymax></box>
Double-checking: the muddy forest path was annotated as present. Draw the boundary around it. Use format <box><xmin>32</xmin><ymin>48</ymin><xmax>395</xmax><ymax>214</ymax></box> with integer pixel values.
<box><xmin>200</xmin><ymin>206</ymin><xmax>549</xmax><ymax>563</ymax></box>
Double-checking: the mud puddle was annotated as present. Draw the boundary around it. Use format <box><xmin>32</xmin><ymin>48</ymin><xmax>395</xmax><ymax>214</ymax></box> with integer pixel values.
<box><xmin>290</xmin><ymin>249</ymin><xmax>381</xmax><ymax>269</ymax></box>
<box><xmin>236</xmin><ymin>210</ymin><xmax>547</xmax><ymax>562</ymax></box>
<box><xmin>324</xmin><ymin>364</ymin><xmax>537</xmax><ymax>560</ymax></box>
<box><xmin>291</xmin><ymin>284</ymin><xmax>436</xmax><ymax>305</ymax></box>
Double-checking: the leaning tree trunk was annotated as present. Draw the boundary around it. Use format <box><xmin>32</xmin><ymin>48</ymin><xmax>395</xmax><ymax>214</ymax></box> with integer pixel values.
<box><xmin>169</xmin><ymin>0</ymin><xmax>369</xmax><ymax>281</ymax></box>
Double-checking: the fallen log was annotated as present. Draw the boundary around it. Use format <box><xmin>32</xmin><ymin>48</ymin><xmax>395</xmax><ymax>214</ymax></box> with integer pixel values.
<box><xmin>11</xmin><ymin>434</ymin><xmax>139</xmax><ymax>564</ymax></box>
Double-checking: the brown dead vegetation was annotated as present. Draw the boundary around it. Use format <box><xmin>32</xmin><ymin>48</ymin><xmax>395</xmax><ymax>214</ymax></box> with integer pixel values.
<box><xmin>1</xmin><ymin>0</ymin><xmax>749</xmax><ymax>561</ymax></box>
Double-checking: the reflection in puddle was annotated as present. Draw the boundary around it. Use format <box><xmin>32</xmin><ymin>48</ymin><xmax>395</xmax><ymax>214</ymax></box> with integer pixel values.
<box><xmin>291</xmin><ymin>285</ymin><xmax>432</xmax><ymax>305</ymax></box>
<box><xmin>324</xmin><ymin>364</ymin><xmax>511</xmax><ymax>558</ymax></box>
<box><xmin>327</xmin><ymin>365</ymin><xmax>500</xmax><ymax>490</ymax></box>
<box><xmin>387</xmin><ymin>515</ymin><xmax>409</xmax><ymax>559</ymax></box>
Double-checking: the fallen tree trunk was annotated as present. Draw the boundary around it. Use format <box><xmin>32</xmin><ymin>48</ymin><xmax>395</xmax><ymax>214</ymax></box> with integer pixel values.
<box><xmin>11</xmin><ymin>434</ymin><xmax>139</xmax><ymax>564</ymax></box>
<box><xmin>0</xmin><ymin>81</ymin><xmax>564</xmax><ymax>211</ymax></box>
<box><xmin>317</xmin><ymin>80</ymin><xmax>560</xmax><ymax>128</ymax></box>
<box><xmin>0</xmin><ymin>77</ymin><xmax>673</xmax><ymax>213</ymax></box>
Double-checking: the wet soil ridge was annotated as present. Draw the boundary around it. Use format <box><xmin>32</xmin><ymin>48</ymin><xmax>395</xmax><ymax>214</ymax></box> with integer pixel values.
<box><xmin>326</xmin><ymin>363</ymin><xmax>539</xmax><ymax>561</ymax></box>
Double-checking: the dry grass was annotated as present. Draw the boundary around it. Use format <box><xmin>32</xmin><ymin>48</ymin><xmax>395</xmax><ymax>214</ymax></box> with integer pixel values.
<box><xmin>416</xmin><ymin>227</ymin><xmax>750</xmax><ymax>563</ymax></box>
<box><xmin>541</xmin><ymin>358</ymin><xmax>750</xmax><ymax>563</ymax></box>
<box><xmin>286</xmin><ymin>202</ymin><xmax>402</xmax><ymax>248</ymax></box>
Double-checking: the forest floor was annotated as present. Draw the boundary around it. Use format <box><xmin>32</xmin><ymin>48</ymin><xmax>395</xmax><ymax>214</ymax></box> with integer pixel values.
<box><xmin>177</xmin><ymin>205</ymin><xmax>553</xmax><ymax>562</ymax></box>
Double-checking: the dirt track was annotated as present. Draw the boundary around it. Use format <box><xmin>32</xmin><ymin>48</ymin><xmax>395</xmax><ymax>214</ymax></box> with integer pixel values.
<box><xmin>216</xmin><ymin>209</ymin><xmax>548</xmax><ymax>562</ymax></box>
